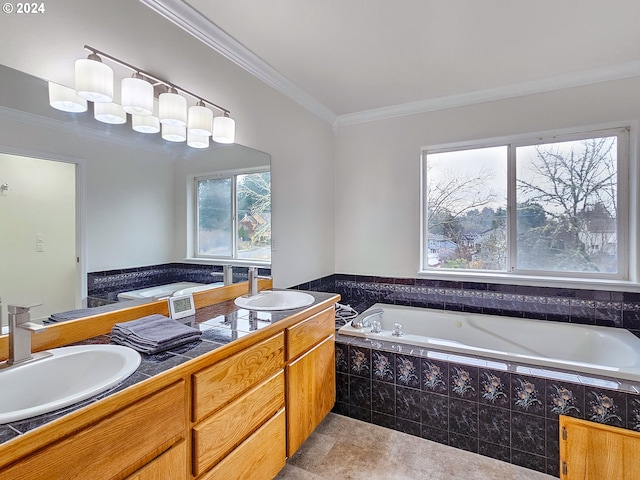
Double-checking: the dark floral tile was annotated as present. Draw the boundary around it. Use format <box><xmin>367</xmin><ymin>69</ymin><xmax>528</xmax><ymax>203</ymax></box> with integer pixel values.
<box><xmin>395</xmin><ymin>418</ymin><xmax>421</xmax><ymax>437</ymax></box>
<box><xmin>449</xmin><ymin>432</ymin><xmax>478</xmax><ymax>453</ymax></box>
<box><xmin>349</xmin><ymin>345</ymin><xmax>371</xmax><ymax>378</ymax></box>
<box><xmin>449</xmin><ymin>398</ymin><xmax>478</xmax><ymax>437</ymax></box>
<box><xmin>511</xmin><ymin>412</ymin><xmax>546</xmax><ymax>456</ymax></box>
<box><xmin>396</xmin><ymin>386</ymin><xmax>421</xmax><ymax>422</ymax></box>
<box><xmin>546</xmin><ymin>381</ymin><xmax>584</xmax><ymax>419</ymax></box>
<box><xmin>478</xmin><ymin>441</ymin><xmax>511</xmax><ymax>463</ymax></box>
<box><xmin>349</xmin><ymin>405</ymin><xmax>371</xmax><ymax>423</ymax></box>
<box><xmin>622</xmin><ymin>303</ymin><xmax>640</xmax><ymax>330</ymax></box>
<box><xmin>371</xmin><ymin>411</ymin><xmax>395</xmax><ymax>430</ymax></box>
<box><xmin>0</xmin><ymin>426</ymin><xmax>19</xmax><ymax>443</ymax></box>
<box><xmin>335</xmin><ymin>343</ymin><xmax>349</xmax><ymax>373</ymax></box>
<box><xmin>511</xmin><ymin>449</ymin><xmax>547</xmax><ymax>474</ymax></box>
<box><xmin>336</xmin><ymin>373</ymin><xmax>349</xmax><ymax>404</ymax></box>
<box><xmin>545</xmin><ymin>418</ymin><xmax>559</xmax><ymax>463</ymax></box>
<box><xmin>332</xmin><ymin>401</ymin><xmax>350</xmax><ymax>416</ymax></box>
<box><xmin>421</xmin><ymin>358</ymin><xmax>448</xmax><ymax>394</ymax></box>
<box><xmin>372</xmin><ymin>381</ymin><xmax>395</xmax><ymax>415</ymax></box>
<box><xmin>512</xmin><ymin>375</ymin><xmax>545</xmax><ymax>416</ymax></box>
<box><xmin>348</xmin><ymin>376</ymin><xmax>371</xmax><ymax>410</ymax></box>
<box><xmin>627</xmin><ymin>395</ymin><xmax>640</xmax><ymax>432</ymax></box>
<box><xmin>420</xmin><ymin>391</ymin><xmax>448</xmax><ymax>431</ymax></box>
<box><xmin>449</xmin><ymin>364</ymin><xmax>478</xmax><ymax>400</ymax></box>
<box><xmin>396</xmin><ymin>355</ymin><xmax>420</xmax><ymax>388</ymax></box>
<box><xmin>546</xmin><ymin>458</ymin><xmax>560</xmax><ymax>478</ymax></box>
<box><xmin>372</xmin><ymin>350</ymin><xmax>395</xmax><ymax>383</ymax></box>
<box><xmin>421</xmin><ymin>425</ymin><xmax>448</xmax><ymax>445</ymax></box>
<box><xmin>479</xmin><ymin>369</ymin><xmax>510</xmax><ymax>407</ymax></box>
<box><xmin>586</xmin><ymin>389</ymin><xmax>626</xmax><ymax>427</ymax></box>
<box><xmin>478</xmin><ymin>404</ymin><xmax>510</xmax><ymax>447</ymax></box>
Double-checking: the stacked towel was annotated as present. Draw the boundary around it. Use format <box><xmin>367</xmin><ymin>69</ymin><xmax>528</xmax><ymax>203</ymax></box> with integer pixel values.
<box><xmin>111</xmin><ymin>314</ymin><xmax>202</xmax><ymax>354</ymax></box>
<box><xmin>46</xmin><ymin>300</ymin><xmax>147</xmax><ymax>324</ymax></box>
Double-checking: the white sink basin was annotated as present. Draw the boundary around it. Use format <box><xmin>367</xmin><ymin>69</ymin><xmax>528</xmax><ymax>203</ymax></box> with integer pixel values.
<box><xmin>0</xmin><ymin>345</ymin><xmax>141</xmax><ymax>424</ymax></box>
<box><xmin>234</xmin><ymin>290</ymin><xmax>315</xmax><ymax>311</ymax></box>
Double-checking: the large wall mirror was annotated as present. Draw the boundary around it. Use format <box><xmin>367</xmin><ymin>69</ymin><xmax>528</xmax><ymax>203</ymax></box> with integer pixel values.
<box><xmin>0</xmin><ymin>64</ymin><xmax>271</xmax><ymax>325</ymax></box>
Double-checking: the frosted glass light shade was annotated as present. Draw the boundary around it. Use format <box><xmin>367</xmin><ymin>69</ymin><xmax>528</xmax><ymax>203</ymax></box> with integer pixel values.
<box><xmin>188</xmin><ymin>104</ymin><xmax>213</xmax><ymax>136</ymax></box>
<box><xmin>94</xmin><ymin>102</ymin><xmax>126</xmax><ymax>124</ymax></box>
<box><xmin>75</xmin><ymin>57</ymin><xmax>113</xmax><ymax>103</ymax></box>
<box><xmin>132</xmin><ymin>114</ymin><xmax>160</xmax><ymax>133</ymax></box>
<box><xmin>159</xmin><ymin>91</ymin><xmax>187</xmax><ymax>127</ymax></box>
<box><xmin>187</xmin><ymin>131</ymin><xmax>209</xmax><ymax>149</ymax></box>
<box><xmin>121</xmin><ymin>76</ymin><xmax>153</xmax><ymax>115</ymax></box>
<box><xmin>212</xmin><ymin>115</ymin><xmax>235</xmax><ymax>144</ymax></box>
<box><xmin>162</xmin><ymin>124</ymin><xmax>186</xmax><ymax>142</ymax></box>
<box><xmin>48</xmin><ymin>82</ymin><xmax>87</xmax><ymax>112</ymax></box>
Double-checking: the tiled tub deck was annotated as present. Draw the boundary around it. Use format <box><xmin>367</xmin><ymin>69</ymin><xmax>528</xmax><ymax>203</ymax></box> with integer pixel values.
<box><xmin>333</xmin><ymin>334</ymin><xmax>640</xmax><ymax>478</ymax></box>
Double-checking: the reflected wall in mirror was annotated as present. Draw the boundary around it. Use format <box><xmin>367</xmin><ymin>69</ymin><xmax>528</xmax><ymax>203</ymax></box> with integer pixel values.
<box><xmin>0</xmin><ymin>64</ymin><xmax>271</xmax><ymax>324</ymax></box>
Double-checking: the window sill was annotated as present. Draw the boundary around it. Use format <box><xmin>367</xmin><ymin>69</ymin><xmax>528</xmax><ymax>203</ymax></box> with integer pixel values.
<box><xmin>416</xmin><ymin>269</ymin><xmax>640</xmax><ymax>292</ymax></box>
<box><xmin>183</xmin><ymin>258</ymin><xmax>271</xmax><ymax>268</ymax></box>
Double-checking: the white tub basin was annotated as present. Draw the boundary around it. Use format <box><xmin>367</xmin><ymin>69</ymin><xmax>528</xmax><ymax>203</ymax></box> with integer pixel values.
<box><xmin>172</xmin><ymin>282</ymin><xmax>224</xmax><ymax>296</ymax></box>
<box><xmin>0</xmin><ymin>345</ymin><xmax>141</xmax><ymax>424</ymax></box>
<box><xmin>117</xmin><ymin>282</ymin><xmax>204</xmax><ymax>300</ymax></box>
<box><xmin>234</xmin><ymin>290</ymin><xmax>315</xmax><ymax>311</ymax></box>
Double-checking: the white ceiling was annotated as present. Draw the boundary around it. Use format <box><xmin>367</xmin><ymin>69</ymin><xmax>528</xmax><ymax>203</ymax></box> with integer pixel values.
<box><xmin>144</xmin><ymin>0</ymin><xmax>640</xmax><ymax>125</ymax></box>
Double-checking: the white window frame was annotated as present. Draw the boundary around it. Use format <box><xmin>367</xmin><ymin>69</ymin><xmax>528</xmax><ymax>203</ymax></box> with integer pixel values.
<box><xmin>419</xmin><ymin>124</ymin><xmax>638</xmax><ymax>289</ymax></box>
<box><xmin>193</xmin><ymin>166</ymin><xmax>271</xmax><ymax>265</ymax></box>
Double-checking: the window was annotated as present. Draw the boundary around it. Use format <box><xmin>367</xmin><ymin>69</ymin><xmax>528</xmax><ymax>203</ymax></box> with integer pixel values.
<box><xmin>421</xmin><ymin>127</ymin><xmax>629</xmax><ymax>280</ymax></box>
<box><xmin>195</xmin><ymin>170</ymin><xmax>271</xmax><ymax>262</ymax></box>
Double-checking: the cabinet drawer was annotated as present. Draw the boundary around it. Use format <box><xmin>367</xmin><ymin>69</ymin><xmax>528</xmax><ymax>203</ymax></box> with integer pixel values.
<box><xmin>287</xmin><ymin>307</ymin><xmax>334</xmax><ymax>361</ymax></box>
<box><xmin>199</xmin><ymin>409</ymin><xmax>286</xmax><ymax>480</ymax></box>
<box><xmin>192</xmin><ymin>332</ymin><xmax>285</xmax><ymax>422</ymax></box>
<box><xmin>1</xmin><ymin>381</ymin><xmax>186</xmax><ymax>480</ymax></box>
<box><xmin>126</xmin><ymin>439</ymin><xmax>187</xmax><ymax>480</ymax></box>
<box><xmin>193</xmin><ymin>370</ymin><xmax>285</xmax><ymax>476</ymax></box>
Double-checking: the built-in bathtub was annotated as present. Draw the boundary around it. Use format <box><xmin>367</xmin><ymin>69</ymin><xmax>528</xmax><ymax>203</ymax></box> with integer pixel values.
<box><xmin>117</xmin><ymin>282</ymin><xmax>210</xmax><ymax>300</ymax></box>
<box><xmin>335</xmin><ymin>303</ymin><xmax>640</xmax><ymax>477</ymax></box>
<box><xmin>339</xmin><ymin>303</ymin><xmax>640</xmax><ymax>382</ymax></box>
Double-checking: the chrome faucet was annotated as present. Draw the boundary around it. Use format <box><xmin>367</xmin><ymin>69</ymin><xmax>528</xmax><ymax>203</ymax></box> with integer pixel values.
<box><xmin>5</xmin><ymin>303</ymin><xmax>48</xmax><ymax>366</ymax></box>
<box><xmin>248</xmin><ymin>266</ymin><xmax>259</xmax><ymax>296</ymax></box>
<box><xmin>351</xmin><ymin>308</ymin><xmax>384</xmax><ymax>329</ymax></box>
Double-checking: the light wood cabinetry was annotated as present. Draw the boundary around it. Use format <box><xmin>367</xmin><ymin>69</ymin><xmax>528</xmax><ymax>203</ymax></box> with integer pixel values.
<box><xmin>286</xmin><ymin>307</ymin><xmax>336</xmax><ymax>456</ymax></box>
<box><xmin>560</xmin><ymin>415</ymin><xmax>640</xmax><ymax>480</ymax></box>
<box><xmin>0</xmin><ymin>381</ymin><xmax>187</xmax><ymax>480</ymax></box>
<box><xmin>0</xmin><ymin>288</ymin><xmax>338</xmax><ymax>480</ymax></box>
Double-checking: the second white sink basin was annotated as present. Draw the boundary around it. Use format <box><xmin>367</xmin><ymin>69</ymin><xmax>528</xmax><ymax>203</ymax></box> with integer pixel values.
<box><xmin>0</xmin><ymin>344</ymin><xmax>141</xmax><ymax>424</ymax></box>
<box><xmin>234</xmin><ymin>290</ymin><xmax>315</xmax><ymax>311</ymax></box>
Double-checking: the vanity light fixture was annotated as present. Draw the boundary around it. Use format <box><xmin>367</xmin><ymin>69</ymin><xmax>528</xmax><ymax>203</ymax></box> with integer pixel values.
<box><xmin>49</xmin><ymin>45</ymin><xmax>236</xmax><ymax>147</ymax></box>
<box><xmin>212</xmin><ymin>112</ymin><xmax>236</xmax><ymax>144</ymax></box>
<box><xmin>161</xmin><ymin>124</ymin><xmax>186</xmax><ymax>142</ymax></box>
<box><xmin>75</xmin><ymin>53</ymin><xmax>113</xmax><ymax>103</ymax></box>
<box><xmin>48</xmin><ymin>82</ymin><xmax>88</xmax><ymax>113</ymax></box>
<box><xmin>121</xmin><ymin>73</ymin><xmax>154</xmax><ymax>116</ymax></box>
<box><xmin>94</xmin><ymin>102</ymin><xmax>127</xmax><ymax>124</ymax></box>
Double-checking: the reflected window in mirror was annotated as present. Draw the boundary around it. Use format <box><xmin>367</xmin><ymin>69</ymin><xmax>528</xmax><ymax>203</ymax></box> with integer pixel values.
<box><xmin>195</xmin><ymin>170</ymin><xmax>271</xmax><ymax>262</ymax></box>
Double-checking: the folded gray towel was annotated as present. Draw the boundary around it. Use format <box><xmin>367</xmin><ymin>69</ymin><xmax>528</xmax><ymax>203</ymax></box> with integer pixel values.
<box><xmin>111</xmin><ymin>314</ymin><xmax>201</xmax><ymax>354</ymax></box>
<box><xmin>46</xmin><ymin>300</ymin><xmax>147</xmax><ymax>324</ymax></box>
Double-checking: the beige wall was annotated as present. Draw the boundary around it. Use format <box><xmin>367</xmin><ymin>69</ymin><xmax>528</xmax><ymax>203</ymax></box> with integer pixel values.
<box><xmin>0</xmin><ymin>153</ymin><xmax>76</xmax><ymax>321</ymax></box>
<box><xmin>334</xmin><ymin>77</ymin><xmax>640</xmax><ymax>280</ymax></box>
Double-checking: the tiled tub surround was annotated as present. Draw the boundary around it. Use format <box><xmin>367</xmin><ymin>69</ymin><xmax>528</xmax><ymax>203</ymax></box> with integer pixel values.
<box><xmin>292</xmin><ymin>274</ymin><xmax>640</xmax><ymax>338</ymax></box>
<box><xmin>88</xmin><ymin>263</ymin><xmax>271</xmax><ymax>304</ymax></box>
<box><xmin>334</xmin><ymin>334</ymin><xmax>640</xmax><ymax>478</ymax></box>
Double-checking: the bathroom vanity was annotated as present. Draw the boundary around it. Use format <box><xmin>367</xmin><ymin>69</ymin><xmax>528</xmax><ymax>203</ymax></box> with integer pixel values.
<box><xmin>0</xmin><ymin>281</ymin><xmax>338</xmax><ymax>479</ymax></box>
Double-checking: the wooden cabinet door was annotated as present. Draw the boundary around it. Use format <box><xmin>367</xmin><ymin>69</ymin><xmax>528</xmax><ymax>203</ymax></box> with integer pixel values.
<box><xmin>286</xmin><ymin>334</ymin><xmax>335</xmax><ymax>456</ymax></box>
<box><xmin>560</xmin><ymin>415</ymin><xmax>640</xmax><ymax>480</ymax></box>
<box><xmin>126</xmin><ymin>439</ymin><xmax>188</xmax><ymax>480</ymax></box>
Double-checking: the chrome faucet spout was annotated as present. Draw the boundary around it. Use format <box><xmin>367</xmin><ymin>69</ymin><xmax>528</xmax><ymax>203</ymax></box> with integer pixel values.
<box><xmin>6</xmin><ymin>303</ymin><xmax>46</xmax><ymax>366</ymax></box>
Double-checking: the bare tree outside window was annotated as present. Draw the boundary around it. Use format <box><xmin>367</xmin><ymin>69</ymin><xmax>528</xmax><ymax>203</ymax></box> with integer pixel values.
<box><xmin>516</xmin><ymin>137</ymin><xmax>617</xmax><ymax>273</ymax></box>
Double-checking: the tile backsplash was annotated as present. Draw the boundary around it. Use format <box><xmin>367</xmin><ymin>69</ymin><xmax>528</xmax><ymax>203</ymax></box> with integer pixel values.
<box><xmin>292</xmin><ymin>274</ymin><xmax>640</xmax><ymax>337</ymax></box>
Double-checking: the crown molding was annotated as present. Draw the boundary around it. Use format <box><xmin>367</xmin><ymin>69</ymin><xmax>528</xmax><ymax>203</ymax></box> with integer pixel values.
<box><xmin>138</xmin><ymin>0</ymin><xmax>640</xmax><ymax>130</ymax></box>
<box><xmin>138</xmin><ymin>0</ymin><xmax>338</xmax><ymax>124</ymax></box>
<box><xmin>335</xmin><ymin>60</ymin><xmax>640</xmax><ymax>128</ymax></box>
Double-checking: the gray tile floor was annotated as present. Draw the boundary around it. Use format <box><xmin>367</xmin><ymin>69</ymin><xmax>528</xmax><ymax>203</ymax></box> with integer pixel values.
<box><xmin>275</xmin><ymin>413</ymin><xmax>556</xmax><ymax>480</ymax></box>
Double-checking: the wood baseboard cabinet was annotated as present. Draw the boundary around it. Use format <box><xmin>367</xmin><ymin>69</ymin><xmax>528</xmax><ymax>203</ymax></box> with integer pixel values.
<box><xmin>560</xmin><ymin>415</ymin><xmax>640</xmax><ymax>480</ymax></box>
<box><xmin>286</xmin><ymin>307</ymin><xmax>336</xmax><ymax>456</ymax></box>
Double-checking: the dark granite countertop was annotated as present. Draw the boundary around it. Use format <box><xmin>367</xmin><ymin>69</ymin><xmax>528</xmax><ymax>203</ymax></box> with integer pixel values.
<box><xmin>0</xmin><ymin>290</ymin><xmax>337</xmax><ymax>445</ymax></box>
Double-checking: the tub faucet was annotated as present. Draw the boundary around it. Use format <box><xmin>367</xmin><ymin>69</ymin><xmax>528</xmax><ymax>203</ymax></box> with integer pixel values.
<box><xmin>6</xmin><ymin>303</ymin><xmax>48</xmax><ymax>366</ymax></box>
<box><xmin>351</xmin><ymin>308</ymin><xmax>384</xmax><ymax>329</ymax></box>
